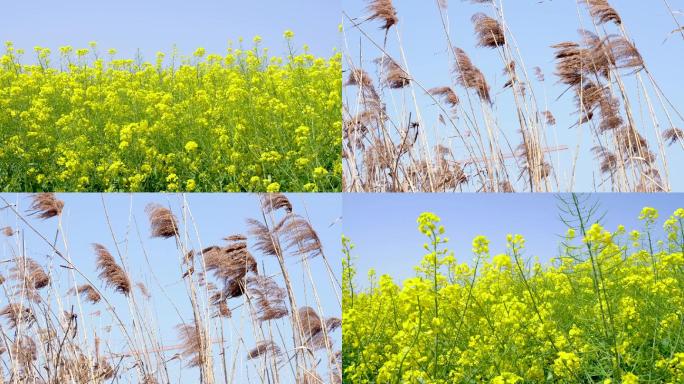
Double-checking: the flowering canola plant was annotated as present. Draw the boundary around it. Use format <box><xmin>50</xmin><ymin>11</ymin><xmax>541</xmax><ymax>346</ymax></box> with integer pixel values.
<box><xmin>342</xmin><ymin>207</ymin><xmax>684</xmax><ymax>383</ymax></box>
<box><xmin>0</xmin><ymin>35</ymin><xmax>341</xmax><ymax>192</ymax></box>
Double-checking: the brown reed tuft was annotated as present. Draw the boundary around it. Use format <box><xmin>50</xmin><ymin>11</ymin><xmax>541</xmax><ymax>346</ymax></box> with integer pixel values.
<box><xmin>261</xmin><ymin>193</ymin><xmax>293</xmax><ymax>213</ymax></box>
<box><xmin>663</xmin><ymin>127</ymin><xmax>684</xmax><ymax>146</ymax></box>
<box><xmin>216</xmin><ymin>301</ymin><xmax>232</xmax><ymax>318</ymax></box>
<box><xmin>582</xmin><ymin>0</ymin><xmax>622</xmax><ymax>25</ymax></box>
<box><xmin>472</xmin><ymin>13</ymin><xmax>505</xmax><ymax>48</ymax></box>
<box><xmin>428</xmin><ymin>87</ymin><xmax>460</xmax><ymax>108</ymax></box>
<box><xmin>12</xmin><ymin>336</ymin><xmax>37</xmax><ymax>366</ymax></box>
<box><xmin>453</xmin><ymin>47</ymin><xmax>491</xmax><ymax>104</ymax></box>
<box><xmin>70</xmin><ymin>284</ymin><xmax>102</xmax><ymax>304</ymax></box>
<box><xmin>247</xmin><ymin>218</ymin><xmax>283</xmax><ymax>256</ymax></box>
<box><xmin>278</xmin><ymin>214</ymin><xmax>324</xmax><ymax>258</ymax></box>
<box><xmin>224</xmin><ymin>234</ymin><xmax>247</xmax><ymax>242</ymax></box>
<box><xmin>246</xmin><ymin>275</ymin><xmax>288</xmax><ymax>322</ymax></box>
<box><xmin>145</xmin><ymin>203</ymin><xmax>178</xmax><ymax>239</ymax></box>
<box><xmin>203</xmin><ymin>242</ymin><xmax>257</xmax><ymax>282</ymax></box>
<box><xmin>345</xmin><ymin>69</ymin><xmax>374</xmax><ymax>88</ymax></box>
<box><xmin>176</xmin><ymin>323</ymin><xmax>202</xmax><ymax>367</ymax></box>
<box><xmin>380</xmin><ymin>58</ymin><xmax>410</xmax><ymax>89</ymax></box>
<box><xmin>366</xmin><ymin>0</ymin><xmax>398</xmax><ymax>31</ymax></box>
<box><xmin>1</xmin><ymin>226</ymin><xmax>14</xmax><ymax>236</ymax></box>
<box><xmin>616</xmin><ymin>125</ymin><xmax>651</xmax><ymax>161</ymax></box>
<box><xmin>543</xmin><ymin>111</ymin><xmax>557</xmax><ymax>126</ymax></box>
<box><xmin>93</xmin><ymin>243</ymin><xmax>131</xmax><ymax>295</ymax></box>
<box><xmin>12</xmin><ymin>258</ymin><xmax>50</xmax><ymax>290</ymax></box>
<box><xmin>592</xmin><ymin>146</ymin><xmax>618</xmax><ymax>174</ymax></box>
<box><xmin>298</xmin><ymin>306</ymin><xmax>340</xmax><ymax>351</ymax></box>
<box><xmin>247</xmin><ymin>340</ymin><xmax>282</xmax><ymax>360</ymax></box>
<box><xmin>28</xmin><ymin>193</ymin><xmax>64</xmax><ymax>219</ymax></box>
<box><xmin>136</xmin><ymin>282</ymin><xmax>151</xmax><ymax>299</ymax></box>
<box><xmin>0</xmin><ymin>303</ymin><xmax>35</xmax><ymax>329</ymax></box>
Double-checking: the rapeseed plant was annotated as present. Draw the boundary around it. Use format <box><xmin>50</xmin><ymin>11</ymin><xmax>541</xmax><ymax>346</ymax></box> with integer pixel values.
<box><xmin>0</xmin><ymin>35</ymin><xmax>342</xmax><ymax>192</ymax></box>
<box><xmin>343</xmin><ymin>202</ymin><xmax>684</xmax><ymax>383</ymax></box>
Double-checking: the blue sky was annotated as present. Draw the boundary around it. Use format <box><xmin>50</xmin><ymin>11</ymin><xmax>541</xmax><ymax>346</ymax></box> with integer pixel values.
<box><xmin>1</xmin><ymin>0</ymin><xmax>339</xmax><ymax>59</ymax></box>
<box><xmin>343</xmin><ymin>0</ymin><xmax>684</xmax><ymax>191</ymax></box>
<box><xmin>0</xmin><ymin>193</ymin><xmax>341</xmax><ymax>382</ymax></box>
<box><xmin>343</xmin><ymin>193</ymin><xmax>684</xmax><ymax>285</ymax></box>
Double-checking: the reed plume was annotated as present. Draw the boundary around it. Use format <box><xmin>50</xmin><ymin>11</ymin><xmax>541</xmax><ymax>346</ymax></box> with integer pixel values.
<box><xmin>278</xmin><ymin>214</ymin><xmax>324</xmax><ymax>259</ymax></box>
<box><xmin>11</xmin><ymin>257</ymin><xmax>50</xmax><ymax>290</ymax></box>
<box><xmin>261</xmin><ymin>193</ymin><xmax>293</xmax><ymax>214</ymax></box>
<box><xmin>224</xmin><ymin>234</ymin><xmax>247</xmax><ymax>242</ymax></box>
<box><xmin>472</xmin><ymin>13</ymin><xmax>505</xmax><ymax>48</ymax></box>
<box><xmin>145</xmin><ymin>203</ymin><xmax>179</xmax><ymax>239</ymax></box>
<box><xmin>28</xmin><ymin>193</ymin><xmax>64</xmax><ymax>219</ymax></box>
<box><xmin>71</xmin><ymin>284</ymin><xmax>102</xmax><ymax>304</ymax></box>
<box><xmin>380</xmin><ymin>58</ymin><xmax>410</xmax><ymax>89</ymax></box>
<box><xmin>582</xmin><ymin>0</ymin><xmax>622</xmax><ymax>25</ymax></box>
<box><xmin>246</xmin><ymin>275</ymin><xmax>288</xmax><ymax>322</ymax></box>
<box><xmin>247</xmin><ymin>218</ymin><xmax>282</xmax><ymax>256</ymax></box>
<box><xmin>0</xmin><ymin>303</ymin><xmax>35</xmax><ymax>329</ymax></box>
<box><xmin>453</xmin><ymin>47</ymin><xmax>491</xmax><ymax>104</ymax></box>
<box><xmin>428</xmin><ymin>86</ymin><xmax>460</xmax><ymax>109</ymax></box>
<box><xmin>93</xmin><ymin>243</ymin><xmax>131</xmax><ymax>295</ymax></box>
<box><xmin>247</xmin><ymin>340</ymin><xmax>281</xmax><ymax>360</ymax></box>
<box><xmin>366</xmin><ymin>0</ymin><xmax>398</xmax><ymax>31</ymax></box>
<box><xmin>663</xmin><ymin>127</ymin><xmax>683</xmax><ymax>146</ymax></box>
<box><xmin>176</xmin><ymin>323</ymin><xmax>202</xmax><ymax>367</ymax></box>
<box><xmin>1</xmin><ymin>226</ymin><xmax>14</xmax><ymax>236</ymax></box>
<box><xmin>298</xmin><ymin>306</ymin><xmax>339</xmax><ymax>351</ymax></box>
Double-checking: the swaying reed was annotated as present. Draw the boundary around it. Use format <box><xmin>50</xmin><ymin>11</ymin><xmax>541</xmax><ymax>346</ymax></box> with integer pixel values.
<box><xmin>0</xmin><ymin>303</ymin><xmax>35</xmax><ymax>329</ymax></box>
<box><xmin>453</xmin><ymin>48</ymin><xmax>492</xmax><ymax>104</ymax></box>
<box><xmin>247</xmin><ymin>275</ymin><xmax>288</xmax><ymax>322</ymax></box>
<box><xmin>472</xmin><ymin>13</ymin><xmax>505</xmax><ymax>48</ymax></box>
<box><xmin>93</xmin><ymin>243</ymin><xmax>131</xmax><ymax>295</ymax></box>
<box><xmin>428</xmin><ymin>87</ymin><xmax>460</xmax><ymax>109</ymax></box>
<box><xmin>247</xmin><ymin>340</ymin><xmax>281</xmax><ymax>360</ymax></box>
<box><xmin>582</xmin><ymin>0</ymin><xmax>622</xmax><ymax>25</ymax></box>
<box><xmin>28</xmin><ymin>193</ymin><xmax>63</xmax><ymax>219</ymax></box>
<box><xmin>261</xmin><ymin>193</ymin><xmax>293</xmax><ymax>214</ymax></box>
<box><xmin>0</xmin><ymin>193</ymin><xmax>340</xmax><ymax>383</ymax></box>
<box><xmin>176</xmin><ymin>323</ymin><xmax>203</xmax><ymax>368</ymax></box>
<box><xmin>11</xmin><ymin>258</ymin><xmax>50</xmax><ymax>290</ymax></box>
<box><xmin>344</xmin><ymin>0</ymin><xmax>679</xmax><ymax>192</ymax></box>
<box><xmin>366</xmin><ymin>0</ymin><xmax>398</xmax><ymax>31</ymax></box>
<box><xmin>71</xmin><ymin>284</ymin><xmax>102</xmax><ymax>304</ymax></box>
<box><xmin>145</xmin><ymin>203</ymin><xmax>179</xmax><ymax>239</ymax></box>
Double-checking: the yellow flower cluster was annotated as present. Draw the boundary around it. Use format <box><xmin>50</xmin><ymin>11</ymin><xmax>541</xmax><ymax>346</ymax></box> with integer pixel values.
<box><xmin>343</xmin><ymin>207</ymin><xmax>684</xmax><ymax>383</ymax></box>
<box><xmin>0</xmin><ymin>38</ymin><xmax>342</xmax><ymax>191</ymax></box>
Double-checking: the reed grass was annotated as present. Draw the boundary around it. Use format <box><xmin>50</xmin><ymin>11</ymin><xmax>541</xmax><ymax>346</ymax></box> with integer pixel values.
<box><xmin>0</xmin><ymin>193</ymin><xmax>340</xmax><ymax>383</ymax></box>
<box><xmin>343</xmin><ymin>0</ymin><xmax>683</xmax><ymax>192</ymax></box>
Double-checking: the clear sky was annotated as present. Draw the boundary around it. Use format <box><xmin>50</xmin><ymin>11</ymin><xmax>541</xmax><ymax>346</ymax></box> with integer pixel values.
<box><xmin>343</xmin><ymin>0</ymin><xmax>684</xmax><ymax>191</ymax></box>
<box><xmin>1</xmin><ymin>0</ymin><xmax>340</xmax><ymax>59</ymax></box>
<box><xmin>0</xmin><ymin>193</ymin><xmax>341</xmax><ymax>382</ymax></box>
<box><xmin>343</xmin><ymin>193</ymin><xmax>684</xmax><ymax>285</ymax></box>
